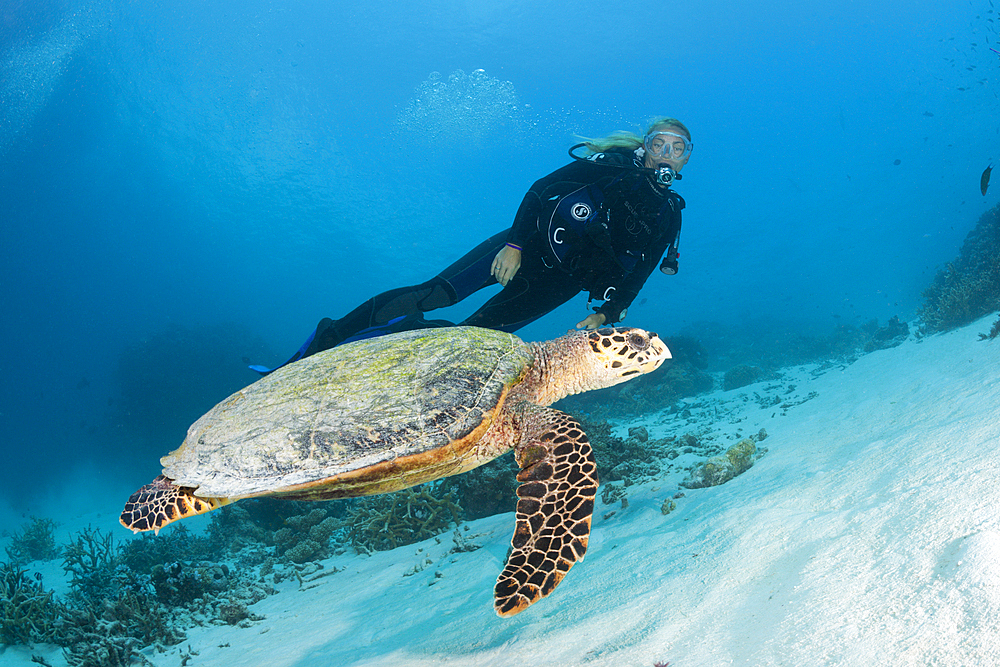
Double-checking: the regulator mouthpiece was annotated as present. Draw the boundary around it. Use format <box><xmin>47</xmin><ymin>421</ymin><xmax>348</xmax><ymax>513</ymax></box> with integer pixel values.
<box><xmin>655</xmin><ymin>164</ymin><xmax>680</xmax><ymax>186</ymax></box>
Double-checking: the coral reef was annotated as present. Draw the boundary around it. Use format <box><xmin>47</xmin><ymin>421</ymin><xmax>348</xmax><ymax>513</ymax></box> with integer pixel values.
<box><xmin>198</xmin><ymin>488</ymin><xmax>467</xmax><ymax>563</ymax></box>
<box><xmin>204</xmin><ymin>502</ymin><xmax>274</xmax><ymax>558</ymax></box>
<box><xmin>0</xmin><ymin>561</ymin><xmax>63</xmax><ymax>645</ymax></box>
<box><xmin>681</xmin><ymin>437</ymin><xmax>764</xmax><ymax>489</ymax></box>
<box><xmin>119</xmin><ymin>524</ymin><xmax>213</xmax><ymax>575</ymax></box>
<box><xmin>59</xmin><ymin>603</ymin><xmax>166</xmax><ymax>666</ymax></box>
<box><xmin>203</xmin><ymin>500</ymin><xmax>345</xmax><ymax>566</ymax></box>
<box><xmin>919</xmin><ymin>203</ymin><xmax>1000</xmax><ymax>333</ymax></box>
<box><xmin>61</xmin><ymin>526</ymin><xmax>118</xmax><ymax>605</ymax></box>
<box><xmin>582</xmin><ymin>418</ymin><xmax>665</xmax><ymax>485</ymax></box>
<box><xmin>2</xmin><ymin>520</ymin><xmax>274</xmax><ymax>658</ymax></box>
<box><xmin>62</xmin><ymin>630</ymin><xmax>148</xmax><ymax>667</ymax></box>
<box><xmin>4</xmin><ymin>517</ymin><xmax>60</xmax><ymax>565</ymax></box>
<box><xmin>272</xmin><ymin>508</ymin><xmax>340</xmax><ymax>563</ymax></box>
<box><xmin>437</xmin><ymin>456</ymin><xmax>519</xmax><ymax>521</ymax></box>
<box><xmin>978</xmin><ymin>314</ymin><xmax>1000</xmax><ymax>341</ymax></box>
<box><xmin>860</xmin><ymin>316</ymin><xmax>910</xmax><ymax>352</ymax></box>
<box><xmin>723</xmin><ymin>365</ymin><xmax>764</xmax><ymax>391</ymax></box>
<box><xmin>344</xmin><ymin>484</ymin><xmax>462</xmax><ymax>553</ymax></box>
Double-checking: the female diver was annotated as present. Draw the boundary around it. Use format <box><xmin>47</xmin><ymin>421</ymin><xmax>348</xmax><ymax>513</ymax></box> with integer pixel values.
<box><xmin>252</xmin><ymin>116</ymin><xmax>692</xmax><ymax>374</ymax></box>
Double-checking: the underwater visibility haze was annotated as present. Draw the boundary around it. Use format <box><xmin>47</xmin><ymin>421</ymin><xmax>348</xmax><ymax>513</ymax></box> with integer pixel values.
<box><xmin>1</xmin><ymin>0</ymin><xmax>1000</xmax><ymax>663</ymax></box>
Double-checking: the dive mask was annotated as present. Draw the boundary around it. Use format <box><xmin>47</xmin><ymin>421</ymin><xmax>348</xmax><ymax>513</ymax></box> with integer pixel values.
<box><xmin>644</xmin><ymin>131</ymin><xmax>693</xmax><ymax>160</ymax></box>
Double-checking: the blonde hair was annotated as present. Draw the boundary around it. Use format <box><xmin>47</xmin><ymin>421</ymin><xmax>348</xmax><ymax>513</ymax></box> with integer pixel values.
<box><xmin>579</xmin><ymin>116</ymin><xmax>691</xmax><ymax>154</ymax></box>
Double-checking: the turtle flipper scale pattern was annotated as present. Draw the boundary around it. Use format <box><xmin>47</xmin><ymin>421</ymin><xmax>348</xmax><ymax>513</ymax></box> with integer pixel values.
<box><xmin>119</xmin><ymin>475</ymin><xmax>229</xmax><ymax>534</ymax></box>
<box><xmin>494</xmin><ymin>410</ymin><xmax>598</xmax><ymax>617</ymax></box>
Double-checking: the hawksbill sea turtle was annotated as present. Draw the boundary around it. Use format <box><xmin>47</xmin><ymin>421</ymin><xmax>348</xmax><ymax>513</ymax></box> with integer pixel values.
<box><xmin>120</xmin><ymin>326</ymin><xmax>670</xmax><ymax>616</ymax></box>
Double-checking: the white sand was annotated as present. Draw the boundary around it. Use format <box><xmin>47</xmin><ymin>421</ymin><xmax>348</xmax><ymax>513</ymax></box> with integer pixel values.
<box><xmin>5</xmin><ymin>315</ymin><xmax>1000</xmax><ymax>666</ymax></box>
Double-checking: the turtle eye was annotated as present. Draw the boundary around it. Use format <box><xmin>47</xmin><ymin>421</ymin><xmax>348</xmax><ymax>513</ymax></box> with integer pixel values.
<box><xmin>627</xmin><ymin>332</ymin><xmax>650</xmax><ymax>351</ymax></box>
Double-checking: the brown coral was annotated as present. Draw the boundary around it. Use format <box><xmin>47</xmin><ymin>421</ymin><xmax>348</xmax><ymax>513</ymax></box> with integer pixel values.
<box><xmin>919</xmin><ymin>203</ymin><xmax>1000</xmax><ymax>334</ymax></box>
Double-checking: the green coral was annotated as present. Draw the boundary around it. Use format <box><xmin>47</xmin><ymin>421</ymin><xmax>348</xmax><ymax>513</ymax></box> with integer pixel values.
<box><xmin>581</xmin><ymin>418</ymin><xmax>664</xmax><ymax>485</ymax></box>
<box><xmin>119</xmin><ymin>524</ymin><xmax>211</xmax><ymax>575</ymax></box>
<box><xmin>4</xmin><ymin>517</ymin><xmax>60</xmax><ymax>565</ymax></box>
<box><xmin>0</xmin><ymin>561</ymin><xmax>64</xmax><ymax>645</ymax></box>
<box><xmin>979</xmin><ymin>315</ymin><xmax>1000</xmax><ymax>341</ymax></box>
<box><xmin>61</xmin><ymin>526</ymin><xmax>118</xmax><ymax>605</ymax></box>
<box><xmin>270</xmin><ymin>507</ymin><xmax>342</xmax><ymax>563</ymax></box>
<box><xmin>65</xmin><ymin>637</ymin><xmax>145</xmax><ymax>667</ymax></box>
<box><xmin>861</xmin><ymin>316</ymin><xmax>909</xmax><ymax>352</ymax></box>
<box><xmin>681</xmin><ymin>438</ymin><xmax>761</xmax><ymax>489</ymax></box>
<box><xmin>2</xmin><ymin>518</ymin><xmax>274</xmax><ymax>657</ymax></box>
<box><xmin>345</xmin><ymin>484</ymin><xmax>462</xmax><ymax>553</ymax></box>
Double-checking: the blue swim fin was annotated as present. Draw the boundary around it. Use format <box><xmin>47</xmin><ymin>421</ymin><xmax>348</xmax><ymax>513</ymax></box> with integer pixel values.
<box><xmin>248</xmin><ymin>326</ymin><xmax>320</xmax><ymax>376</ymax></box>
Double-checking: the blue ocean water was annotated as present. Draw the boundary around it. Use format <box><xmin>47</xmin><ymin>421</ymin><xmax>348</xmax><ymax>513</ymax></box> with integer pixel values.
<box><xmin>0</xmin><ymin>0</ymin><xmax>995</xmax><ymax>509</ymax></box>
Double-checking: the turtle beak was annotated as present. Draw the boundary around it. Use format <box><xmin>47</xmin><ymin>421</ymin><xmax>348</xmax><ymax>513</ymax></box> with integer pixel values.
<box><xmin>647</xmin><ymin>333</ymin><xmax>671</xmax><ymax>370</ymax></box>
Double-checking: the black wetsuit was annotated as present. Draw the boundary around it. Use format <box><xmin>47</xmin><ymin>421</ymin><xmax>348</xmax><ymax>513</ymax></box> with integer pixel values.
<box><xmin>286</xmin><ymin>148</ymin><xmax>684</xmax><ymax>364</ymax></box>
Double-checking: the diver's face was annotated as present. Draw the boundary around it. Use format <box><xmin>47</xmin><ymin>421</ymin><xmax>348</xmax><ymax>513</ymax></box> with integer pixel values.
<box><xmin>644</xmin><ymin>125</ymin><xmax>691</xmax><ymax>172</ymax></box>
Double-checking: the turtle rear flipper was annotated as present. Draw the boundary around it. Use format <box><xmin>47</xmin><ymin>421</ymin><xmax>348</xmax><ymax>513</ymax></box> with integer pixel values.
<box><xmin>120</xmin><ymin>475</ymin><xmax>229</xmax><ymax>534</ymax></box>
<box><xmin>494</xmin><ymin>409</ymin><xmax>598</xmax><ymax>617</ymax></box>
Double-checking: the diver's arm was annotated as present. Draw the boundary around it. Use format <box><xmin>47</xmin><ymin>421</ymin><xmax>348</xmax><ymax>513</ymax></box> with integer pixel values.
<box><xmin>596</xmin><ymin>231</ymin><xmax>674</xmax><ymax>325</ymax></box>
<box><xmin>505</xmin><ymin>191</ymin><xmax>541</xmax><ymax>250</ymax></box>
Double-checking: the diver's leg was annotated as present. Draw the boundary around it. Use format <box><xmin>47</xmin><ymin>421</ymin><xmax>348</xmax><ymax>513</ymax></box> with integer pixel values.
<box><xmin>437</xmin><ymin>229</ymin><xmax>507</xmax><ymax>301</ymax></box>
<box><xmin>304</xmin><ymin>230</ymin><xmax>509</xmax><ymax>354</ymax></box>
<box><xmin>301</xmin><ymin>278</ymin><xmax>458</xmax><ymax>356</ymax></box>
<box><xmin>253</xmin><ymin>230</ymin><xmax>511</xmax><ymax>374</ymax></box>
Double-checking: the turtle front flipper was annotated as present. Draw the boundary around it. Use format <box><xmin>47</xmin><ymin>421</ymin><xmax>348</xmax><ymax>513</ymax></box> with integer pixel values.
<box><xmin>120</xmin><ymin>475</ymin><xmax>230</xmax><ymax>534</ymax></box>
<box><xmin>494</xmin><ymin>409</ymin><xmax>598</xmax><ymax>617</ymax></box>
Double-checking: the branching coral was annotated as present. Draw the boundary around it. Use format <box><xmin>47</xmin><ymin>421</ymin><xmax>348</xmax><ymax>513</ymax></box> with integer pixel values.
<box><xmin>0</xmin><ymin>561</ymin><xmax>63</xmax><ymax>645</ymax></box>
<box><xmin>118</xmin><ymin>524</ymin><xmax>210</xmax><ymax>576</ymax></box>
<box><xmin>61</xmin><ymin>619</ymin><xmax>150</xmax><ymax>667</ymax></box>
<box><xmin>345</xmin><ymin>485</ymin><xmax>462</xmax><ymax>553</ymax></box>
<box><xmin>2</xmin><ymin>517</ymin><xmax>274</xmax><ymax>656</ymax></box>
<box><xmin>61</xmin><ymin>526</ymin><xmax>118</xmax><ymax>605</ymax></box>
<box><xmin>4</xmin><ymin>517</ymin><xmax>60</xmax><ymax>565</ymax></box>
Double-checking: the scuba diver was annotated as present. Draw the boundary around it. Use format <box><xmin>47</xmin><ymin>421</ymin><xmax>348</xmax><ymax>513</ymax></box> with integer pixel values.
<box><xmin>251</xmin><ymin>117</ymin><xmax>692</xmax><ymax>375</ymax></box>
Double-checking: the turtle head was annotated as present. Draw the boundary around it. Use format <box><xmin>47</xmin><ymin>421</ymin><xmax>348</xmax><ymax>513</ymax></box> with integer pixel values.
<box><xmin>582</xmin><ymin>327</ymin><xmax>671</xmax><ymax>383</ymax></box>
<box><xmin>529</xmin><ymin>327</ymin><xmax>671</xmax><ymax>405</ymax></box>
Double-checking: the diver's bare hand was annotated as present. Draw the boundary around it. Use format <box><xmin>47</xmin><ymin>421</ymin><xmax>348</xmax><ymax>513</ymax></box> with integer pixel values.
<box><xmin>491</xmin><ymin>245</ymin><xmax>521</xmax><ymax>286</ymax></box>
<box><xmin>576</xmin><ymin>312</ymin><xmax>607</xmax><ymax>330</ymax></box>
